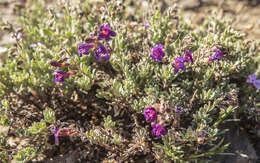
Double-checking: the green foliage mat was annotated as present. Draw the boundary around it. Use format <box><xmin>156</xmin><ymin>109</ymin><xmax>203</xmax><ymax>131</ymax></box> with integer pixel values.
<box><xmin>0</xmin><ymin>0</ymin><xmax>259</xmax><ymax>162</ymax></box>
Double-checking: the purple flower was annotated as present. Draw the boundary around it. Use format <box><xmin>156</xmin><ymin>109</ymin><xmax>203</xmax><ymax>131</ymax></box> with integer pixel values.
<box><xmin>79</xmin><ymin>12</ymin><xmax>84</xmax><ymax>18</ymax></box>
<box><xmin>183</xmin><ymin>51</ymin><xmax>193</xmax><ymax>63</ymax></box>
<box><xmin>144</xmin><ymin>23</ymin><xmax>149</xmax><ymax>30</ymax></box>
<box><xmin>174</xmin><ymin>106</ymin><xmax>183</xmax><ymax>114</ymax></box>
<box><xmin>209</xmin><ymin>49</ymin><xmax>223</xmax><ymax>61</ymax></box>
<box><xmin>98</xmin><ymin>24</ymin><xmax>116</xmax><ymax>41</ymax></box>
<box><xmin>20</xmin><ymin>0</ymin><xmax>27</xmax><ymax>2</ymax></box>
<box><xmin>17</xmin><ymin>32</ymin><xmax>27</xmax><ymax>40</ymax></box>
<box><xmin>54</xmin><ymin>127</ymin><xmax>59</xmax><ymax>145</ymax></box>
<box><xmin>247</xmin><ymin>74</ymin><xmax>257</xmax><ymax>84</ymax></box>
<box><xmin>78</xmin><ymin>43</ymin><xmax>95</xmax><ymax>57</ymax></box>
<box><xmin>172</xmin><ymin>57</ymin><xmax>186</xmax><ymax>73</ymax></box>
<box><xmin>95</xmin><ymin>44</ymin><xmax>110</xmax><ymax>62</ymax></box>
<box><xmin>152</xmin><ymin>124</ymin><xmax>167</xmax><ymax>138</ymax></box>
<box><xmin>143</xmin><ymin>106</ymin><xmax>157</xmax><ymax>122</ymax></box>
<box><xmin>89</xmin><ymin>33</ymin><xmax>94</xmax><ymax>38</ymax></box>
<box><xmin>54</xmin><ymin>70</ymin><xmax>70</xmax><ymax>83</ymax></box>
<box><xmin>246</xmin><ymin>74</ymin><xmax>260</xmax><ymax>90</ymax></box>
<box><xmin>150</xmin><ymin>44</ymin><xmax>165</xmax><ymax>63</ymax></box>
<box><xmin>253</xmin><ymin>80</ymin><xmax>260</xmax><ymax>90</ymax></box>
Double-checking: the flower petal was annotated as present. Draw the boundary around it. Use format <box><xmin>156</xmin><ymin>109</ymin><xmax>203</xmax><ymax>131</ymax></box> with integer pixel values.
<box><xmin>253</xmin><ymin>80</ymin><xmax>260</xmax><ymax>90</ymax></box>
<box><xmin>110</xmin><ymin>31</ymin><xmax>116</xmax><ymax>37</ymax></box>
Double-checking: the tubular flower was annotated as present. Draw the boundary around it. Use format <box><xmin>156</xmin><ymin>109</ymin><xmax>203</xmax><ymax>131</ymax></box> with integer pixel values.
<box><xmin>78</xmin><ymin>43</ymin><xmax>95</xmax><ymax>57</ymax></box>
<box><xmin>95</xmin><ymin>44</ymin><xmax>110</xmax><ymax>62</ymax></box>
<box><xmin>150</xmin><ymin>44</ymin><xmax>165</xmax><ymax>63</ymax></box>
<box><xmin>173</xmin><ymin>57</ymin><xmax>186</xmax><ymax>73</ymax></box>
<box><xmin>54</xmin><ymin>127</ymin><xmax>59</xmax><ymax>145</ymax></box>
<box><xmin>54</xmin><ymin>70</ymin><xmax>70</xmax><ymax>83</ymax></box>
<box><xmin>209</xmin><ymin>49</ymin><xmax>223</xmax><ymax>61</ymax></box>
<box><xmin>152</xmin><ymin>124</ymin><xmax>166</xmax><ymax>138</ymax></box>
<box><xmin>98</xmin><ymin>24</ymin><xmax>116</xmax><ymax>41</ymax></box>
<box><xmin>183</xmin><ymin>51</ymin><xmax>193</xmax><ymax>63</ymax></box>
<box><xmin>143</xmin><ymin>106</ymin><xmax>157</xmax><ymax>122</ymax></box>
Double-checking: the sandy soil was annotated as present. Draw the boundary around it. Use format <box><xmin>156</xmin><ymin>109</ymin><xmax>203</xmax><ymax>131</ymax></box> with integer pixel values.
<box><xmin>0</xmin><ymin>0</ymin><xmax>259</xmax><ymax>46</ymax></box>
<box><xmin>177</xmin><ymin>0</ymin><xmax>260</xmax><ymax>41</ymax></box>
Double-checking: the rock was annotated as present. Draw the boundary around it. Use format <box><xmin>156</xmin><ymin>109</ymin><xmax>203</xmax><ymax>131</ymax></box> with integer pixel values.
<box><xmin>257</xmin><ymin>129</ymin><xmax>260</xmax><ymax>138</ymax></box>
<box><xmin>0</xmin><ymin>46</ymin><xmax>7</xmax><ymax>53</ymax></box>
<box><xmin>0</xmin><ymin>125</ymin><xmax>10</xmax><ymax>136</ymax></box>
<box><xmin>37</xmin><ymin>150</ymin><xmax>79</xmax><ymax>163</ymax></box>
<box><xmin>213</xmin><ymin>122</ymin><xmax>258</xmax><ymax>163</ymax></box>
<box><xmin>179</xmin><ymin>0</ymin><xmax>201</xmax><ymax>9</ymax></box>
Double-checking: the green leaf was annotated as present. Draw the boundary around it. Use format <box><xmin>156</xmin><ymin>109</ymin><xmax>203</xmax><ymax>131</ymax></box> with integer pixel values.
<box><xmin>43</xmin><ymin>109</ymin><xmax>56</xmax><ymax>124</ymax></box>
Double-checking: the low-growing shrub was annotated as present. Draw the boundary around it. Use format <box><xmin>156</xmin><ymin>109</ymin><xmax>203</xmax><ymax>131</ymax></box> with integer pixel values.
<box><xmin>0</xmin><ymin>0</ymin><xmax>259</xmax><ymax>162</ymax></box>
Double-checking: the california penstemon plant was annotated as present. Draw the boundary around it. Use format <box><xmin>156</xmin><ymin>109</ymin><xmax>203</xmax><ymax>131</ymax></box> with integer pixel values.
<box><xmin>0</xmin><ymin>0</ymin><xmax>259</xmax><ymax>162</ymax></box>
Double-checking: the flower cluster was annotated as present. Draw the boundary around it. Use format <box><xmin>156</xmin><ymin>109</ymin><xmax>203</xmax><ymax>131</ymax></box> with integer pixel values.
<box><xmin>149</xmin><ymin>47</ymin><xmax>225</xmax><ymax>73</ymax></box>
<box><xmin>53</xmin><ymin>24</ymin><xmax>116</xmax><ymax>83</ymax></box>
<box><xmin>247</xmin><ymin>74</ymin><xmax>260</xmax><ymax>90</ymax></box>
<box><xmin>78</xmin><ymin>24</ymin><xmax>116</xmax><ymax>61</ymax></box>
<box><xmin>143</xmin><ymin>106</ymin><xmax>166</xmax><ymax>138</ymax></box>
<box><xmin>172</xmin><ymin>51</ymin><xmax>193</xmax><ymax>73</ymax></box>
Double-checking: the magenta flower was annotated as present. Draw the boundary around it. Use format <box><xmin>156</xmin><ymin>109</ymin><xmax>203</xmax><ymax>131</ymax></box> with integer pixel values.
<box><xmin>143</xmin><ymin>106</ymin><xmax>157</xmax><ymax>122</ymax></box>
<box><xmin>209</xmin><ymin>49</ymin><xmax>223</xmax><ymax>61</ymax></box>
<box><xmin>152</xmin><ymin>124</ymin><xmax>167</xmax><ymax>138</ymax></box>
<box><xmin>144</xmin><ymin>23</ymin><xmax>149</xmax><ymax>30</ymax></box>
<box><xmin>54</xmin><ymin>127</ymin><xmax>59</xmax><ymax>145</ymax></box>
<box><xmin>150</xmin><ymin>44</ymin><xmax>165</xmax><ymax>63</ymax></box>
<box><xmin>95</xmin><ymin>44</ymin><xmax>110</xmax><ymax>62</ymax></box>
<box><xmin>53</xmin><ymin>127</ymin><xmax>77</xmax><ymax>145</ymax></box>
<box><xmin>98</xmin><ymin>24</ymin><xmax>116</xmax><ymax>41</ymax></box>
<box><xmin>78</xmin><ymin>43</ymin><xmax>95</xmax><ymax>57</ymax></box>
<box><xmin>54</xmin><ymin>70</ymin><xmax>70</xmax><ymax>83</ymax></box>
<box><xmin>183</xmin><ymin>51</ymin><xmax>193</xmax><ymax>63</ymax></box>
<box><xmin>172</xmin><ymin>57</ymin><xmax>186</xmax><ymax>73</ymax></box>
